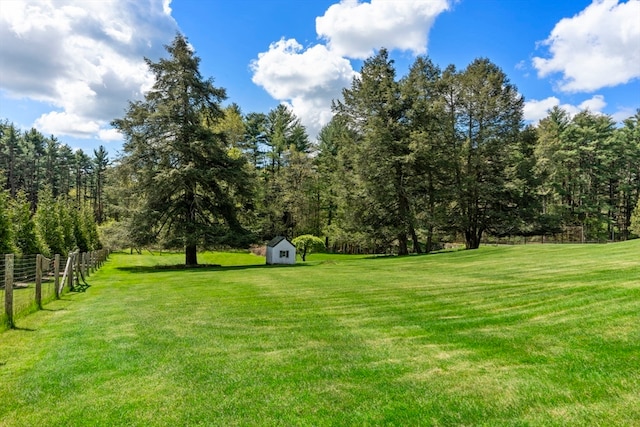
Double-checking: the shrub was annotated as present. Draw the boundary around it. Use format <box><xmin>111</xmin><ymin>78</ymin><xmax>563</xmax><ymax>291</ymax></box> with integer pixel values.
<box><xmin>292</xmin><ymin>235</ymin><xmax>325</xmax><ymax>261</ymax></box>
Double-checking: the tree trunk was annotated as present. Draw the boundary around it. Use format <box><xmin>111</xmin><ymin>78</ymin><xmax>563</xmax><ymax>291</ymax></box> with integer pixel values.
<box><xmin>185</xmin><ymin>244</ymin><xmax>198</xmax><ymax>266</ymax></box>
<box><xmin>465</xmin><ymin>229</ymin><xmax>482</xmax><ymax>249</ymax></box>
<box><xmin>410</xmin><ymin>225</ymin><xmax>422</xmax><ymax>254</ymax></box>
<box><xmin>184</xmin><ymin>185</ymin><xmax>198</xmax><ymax>266</ymax></box>
<box><xmin>397</xmin><ymin>232</ymin><xmax>408</xmax><ymax>255</ymax></box>
<box><xmin>426</xmin><ymin>225</ymin><xmax>434</xmax><ymax>253</ymax></box>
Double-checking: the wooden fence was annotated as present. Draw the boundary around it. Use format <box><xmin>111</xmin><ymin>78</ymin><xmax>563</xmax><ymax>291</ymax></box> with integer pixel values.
<box><xmin>1</xmin><ymin>249</ymin><xmax>109</xmax><ymax>329</ymax></box>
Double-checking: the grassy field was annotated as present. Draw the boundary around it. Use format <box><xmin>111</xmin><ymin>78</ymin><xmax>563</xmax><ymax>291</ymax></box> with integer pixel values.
<box><xmin>1</xmin><ymin>242</ymin><xmax>639</xmax><ymax>426</ymax></box>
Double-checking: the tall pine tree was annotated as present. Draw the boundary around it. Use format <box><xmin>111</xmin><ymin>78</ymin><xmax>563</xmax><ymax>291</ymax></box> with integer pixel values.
<box><xmin>113</xmin><ymin>34</ymin><xmax>252</xmax><ymax>265</ymax></box>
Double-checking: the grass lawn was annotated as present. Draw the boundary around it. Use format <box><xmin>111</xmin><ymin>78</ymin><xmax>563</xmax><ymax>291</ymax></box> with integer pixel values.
<box><xmin>1</xmin><ymin>242</ymin><xmax>639</xmax><ymax>426</ymax></box>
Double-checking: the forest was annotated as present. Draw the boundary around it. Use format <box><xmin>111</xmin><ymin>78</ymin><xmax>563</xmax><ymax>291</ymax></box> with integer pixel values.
<box><xmin>1</xmin><ymin>35</ymin><xmax>639</xmax><ymax>264</ymax></box>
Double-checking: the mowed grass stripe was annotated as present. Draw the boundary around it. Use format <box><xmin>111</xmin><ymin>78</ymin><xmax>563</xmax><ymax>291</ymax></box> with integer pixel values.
<box><xmin>1</xmin><ymin>241</ymin><xmax>639</xmax><ymax>426</ymax></box>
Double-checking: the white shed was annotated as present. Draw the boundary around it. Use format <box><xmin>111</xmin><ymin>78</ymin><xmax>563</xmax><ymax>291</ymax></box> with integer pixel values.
<box><xmin>266</xmin><ymin>236</ymin><xmax>296</xmax><ymax>265</ymax></box>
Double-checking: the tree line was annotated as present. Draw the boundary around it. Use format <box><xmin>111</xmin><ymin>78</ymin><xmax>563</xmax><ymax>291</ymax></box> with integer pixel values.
<box><xmin>2</xmin><ymin>34</ymin><xmax>639</xmax><ymax>263</ymax></box>
<box><xmin>0</xmin><ymin>121</ymin><xmax>104</xmax><ymax>255</ymax></box>
<box><xmin>320</xmin><ymin>50</ymin><xmax>640</xmax><ymax>253</ymax></box>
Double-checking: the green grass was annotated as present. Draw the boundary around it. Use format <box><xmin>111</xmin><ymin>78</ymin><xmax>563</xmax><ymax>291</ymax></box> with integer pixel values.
<box><xmin>1</xmin><ymin>242</ymin><xmax>639</xmax><ymax>426</ymax></box>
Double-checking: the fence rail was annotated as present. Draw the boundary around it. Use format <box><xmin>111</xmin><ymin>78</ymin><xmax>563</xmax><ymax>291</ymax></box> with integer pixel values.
<box><xmin>1</xmin><ymin>249</ymin><xmax>109</xmax><ymax>329</ymax></box>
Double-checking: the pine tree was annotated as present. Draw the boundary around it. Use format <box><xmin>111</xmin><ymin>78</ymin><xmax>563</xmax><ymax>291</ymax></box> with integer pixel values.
<box><xmin>112</xmin><ymin>34</ymin><xmax>252</xmax><ymax>265</ymax></box>
<box><xmin>335</xmin><ymin>49</ymin><xmax>415</xmax><ymax>255</ymax></box>
<box><xmin>0</xmin><ymin>190</ymin><xmax>16</xmax><ymax>254</ymax></box>
<box><xmin>34</xmin><ymin>187</ymin><xmax>66</xmax><ymax>256</ymax></box>
<box><xmin>630</xmin><ymin>199</ymin><xmax>640</xmax><ymax>237</ymax></box>
<box><xmin>10</xmin><ymin>191</ymin><xmax>49</xmax><ymax>255</ymax></box>
<box><xmin>448</xmin><ymin>58</ymin><xmax>524</xmax><ymax>248</ymax></box>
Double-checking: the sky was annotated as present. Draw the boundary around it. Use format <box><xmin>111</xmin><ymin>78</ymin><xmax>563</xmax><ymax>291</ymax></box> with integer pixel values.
<box><xmin>0</xmin><ymin>0</ymin><xmax>639</xmax><ymax>157</ymax></box>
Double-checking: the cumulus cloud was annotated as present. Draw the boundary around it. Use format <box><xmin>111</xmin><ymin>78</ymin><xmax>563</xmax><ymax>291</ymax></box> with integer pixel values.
<box><xmin>251</xmin><ymin>0</ymin><xmax>450</xmax><ymax>139</ymax></box>
<box><xmin>524</xmin><ymin>95</ymin><xmax>611</xmax><ymax>123</ymax></box>
<box><xmin>0</xmin><ymin>0</ymin><xmax>177</xmax><ymax>141</ymax></box>
<box><xmin>533</xmin><ymin>0</ymin><xmax>640</xmax><ymax>92</ymax></box>
<box><xmin>251</xmin><ymin>39</ymin><xmax>357</xmax><ymax>138</ymax></box>
<box><xmin>316</xmin><ymin>0</ymin><xmax>450</xmax><ymax>59</ymax></box>
<box><xmin>33</xmin><ymin>111</ymin><xmax>102</xmax><ymax>138</ymax></box>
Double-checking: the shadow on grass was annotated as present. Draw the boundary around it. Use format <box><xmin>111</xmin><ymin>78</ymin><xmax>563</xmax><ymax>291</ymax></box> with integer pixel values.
<box><xmin>42</xmin><ymin>307</ymin><xmax>68</xmax><ymax>312</ymax></box>
<box><xmin>116</xmin><ymin>263</ymin><xmax>313</xmax><ymax>274</ymax></box>
<box><xmin>13</xmin><ymin>326</ymin><xmax>37</xmax><ymax>332</ymax></box>
<box><xmin>358</xmin><ymin>249</ymin><xmax>466</xmax><ymax>261</ymax></box>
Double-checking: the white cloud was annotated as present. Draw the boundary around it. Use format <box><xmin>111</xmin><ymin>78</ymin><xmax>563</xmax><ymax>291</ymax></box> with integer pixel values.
<box><xmin>0</xmin><ymin>0</ymin><xmax>177</xmax><ymax>141</ymax></box>
<box><xmin>579</xmin><ymin>94</ymin><xmax>607</xmax><ymax>112</ymax></box>
<box><xmin>524</xmin><ymin>94</ymin><xmax>616</xmax><ymax>123</ymax></box>
<box><xmin>98</xmin><ymin>128</ymin><xmax>124</xmax><ymax>142</ymax></box>
<box><xmin>524</xmin><ymin>97</ymin><xmax>562</xmax><ymax>123</ymax></box>
<box><xmin>251</xmin><ymin>0</ymin><xmax>450</xmax><ymax>139</ymax></box>
<box><xmin>251</xmin><ymin>39</ymin><xmax>358</xmax><ymax>139</ymax></box>
<box><xmin>34</xmin><ymin>111</ymin><xmax>102</xmax><ymax>138</ymax></box>
<box><xmin>316</xmin><ymin>0</ymin><xmax>450</xmax><ymax>59</ymax></box>
<box><xmin>533</xmin><ymin>0</ymin><xmax>640</xmax><ymax>92</ymax></box>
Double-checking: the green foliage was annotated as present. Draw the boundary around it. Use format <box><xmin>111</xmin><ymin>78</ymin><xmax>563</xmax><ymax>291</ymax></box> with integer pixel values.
<box><xmin>249</xmin><ymin>104</ymin><xmax>314</xmax><ymax>241</ymax></box>
<box><xmin>630</xmin><ymin>199</ymin><xmax>640</xmax><ymax>237</ymax></box>
<box><xmin>4</xmin><ymin>49</ymin><xmax>638</xmax><ymax>253</ymax></box>
<box><xmin>333</xmin><ymin>53</ymin><xmax>526</xmax><ymax>252</ymax></box>
<box><xmin>98</xmin><ymin>220</ymin><xmax>135</xmax><ymax>252</ymax></box>
<box><xmin>0</xmin><ymin>190</ymin><xmax>16</xmax><ymax>254</ymax></box>
<box><xmin>112</xmin><ymin>34</ymin><xmax>253</xmax><ymax>265</ymax></box>
<box><xmin>10</xmin><ymin>191</ymin><xmax>48</xmax><ymax>255</ymax></box>
<box><xmin>291</xmin><ymin>234</ymin><xmax>325</xmax><ymax>261</ymax></box>
<box><xmin>534</xmin><ymin>108</ymin><xmax>640</xmax><ymax>242</ymax></box>
<box><xmin>73</xmin><ymin>204</ymin><xmax>100</xmax><ymax>252</ymax></box>
<box><xmin>58</xmin><ymin>199</ymin><xmax>75</xmax><ymax>251</ymax></box>
<box><xmin>34</xmin><ymin>187</ymin><xmax>66</xmax><ymax>255</ymax></box>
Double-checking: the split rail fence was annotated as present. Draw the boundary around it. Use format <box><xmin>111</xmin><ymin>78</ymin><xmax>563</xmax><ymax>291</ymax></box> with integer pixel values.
<box><xmin>1</xmin><ymin>249</ymin><xmax>109</xmax><ymax>329</ymax></box>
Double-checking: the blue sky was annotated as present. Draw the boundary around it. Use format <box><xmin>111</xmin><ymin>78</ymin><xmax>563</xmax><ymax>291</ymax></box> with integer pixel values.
<box><xmin>1</xmin><ymin>0</ymin><xmax>638</xmax><ymax>157</ymax></box>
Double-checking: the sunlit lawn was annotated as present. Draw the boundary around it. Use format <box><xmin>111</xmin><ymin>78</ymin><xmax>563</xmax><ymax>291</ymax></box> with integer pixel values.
<box><xmin>1</xmin><ymin>241</ymin><xmax>639</xmax><ymax>426</ymax></box>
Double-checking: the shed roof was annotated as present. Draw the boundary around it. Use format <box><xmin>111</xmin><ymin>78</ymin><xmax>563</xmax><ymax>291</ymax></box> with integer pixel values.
<box><xmin>267</xmin><ymin>236</ymin><xmax>291</xmax><ymax>247</ymax></box>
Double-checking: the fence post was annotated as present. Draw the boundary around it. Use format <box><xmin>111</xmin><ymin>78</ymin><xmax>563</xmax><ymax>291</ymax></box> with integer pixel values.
<box><xmin>35</xmin><ymin>254</ymin><xmax>43</xmax><ymax>310</ymax></box>
<box><xmin>54</xmin><ymin>254</ymin><xmax>60</xmax><ymax>299</ymax></box>
<box><xmin>84</xmin><ymin>252</ymin><xmax>89</xmax><ymax>277</ymax></box>
<box><xmin>67</xmin><ymin>253</ymin><xmax>74</xmax><ymax>291</ymax></box>
<box><xmin>4</xmin><ymin>254</ymin><xmax>14</xmax><ymax>329</ymax></box>
<box><xmin>75</xmin><ymin>252</ymin><xmax>81</xmax><ymax>290</ymax></box>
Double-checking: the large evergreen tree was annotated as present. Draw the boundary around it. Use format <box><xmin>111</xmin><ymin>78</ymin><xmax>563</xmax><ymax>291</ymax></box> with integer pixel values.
<box><xmin>112</xmin><ymin>34</ymin><xmax>252</xmax><ymax>265</ymax></box>
<box><xmin>448</xmin><ymin>58</ymin><xmax>524</xmax><ymax>248</ymax></box>
<box><xmin>335</xmin><ymin>49</ymin><xmax>416</xmax><ymax>255</ymax></box>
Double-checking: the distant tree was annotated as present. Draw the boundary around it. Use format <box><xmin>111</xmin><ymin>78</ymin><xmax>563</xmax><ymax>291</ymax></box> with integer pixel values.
<box><xmin>335</xmin><ymin>48</ymin><xmax>416</xmax><ymax>255</ymax></box>
<box><xmin>22</xmin><ymin>127</ymin><xmax>46</xmax><ymax>209</ymax></box>
<box><xmin>292</xmin><ymin>234</ymin><xmax>325</xmax><ymax>261</ymax></box>
<box><xmin>401</xmin><ymin>55</ymin><xmax>448</xmax><ymax>252</ymax></box>
<box><xmin>0</xmin><ymin>122</ymin><xmax>21</xmax><ymax>197</ymax></box>
<box><xmin>73</xmin><ymin>149</ymin><xmax>92</xmax><ymax>206</ymax></box>
<box><xmin>92</xmin><ymin>145</ymin><xmax>109</xmax><ymax>224</ymax></box>
<box><xmin>447</xmin><ymin>58</ymin><xmax>524</xmax><ymax>249</ymax></box>
<box><xmin>0</xmin><ymin>190</ymin><xmax>16</xmax><ymax>254</ymax></box>
<box><xmin>112</xmin><ymin>34</ymin><xmax>252</xmax><ymax>266</ymax></box>
<box><xmin>34</xmin><ymin>187</ymin><xmax>66</xmax><ymax>256</ymax></box>
<box><xmin>630</xmin><ymin>199</ymin><xmax>640</xmax><ymax>237</ymax></box>
<box><xmin>98</xmin><ymin>220</ymin><xmax>135</xmax><ymax>252</ymax></box>
<box><xmin>265</xmin><ymin>104</ymin><xmax>310</xmax><ymax>173</ymax></box>
<box><xmin>211</xmin><ymin>103</ymin><xmax>246</xmax><ymax>149</ymax></box>
<box><xmin>242</xmin><ymin>112</ymin><xmax>268</xmax><ymax>168</ymax></box>
<box><xmin>614</xmin><ymin>110</ymin><xmax>640</xmax><ymax>240</ymax></box>
<box><xmin>10</xmin><ymin>191</ymin><xmax>49</xmax><ymax>255</ymax></box>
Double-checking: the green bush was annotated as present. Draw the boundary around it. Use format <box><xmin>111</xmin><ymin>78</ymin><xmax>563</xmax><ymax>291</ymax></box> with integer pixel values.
<box><xmin>292</xmin><ymin>234</ymin><xmax>325</xmax><ymax>261</ymax></box>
